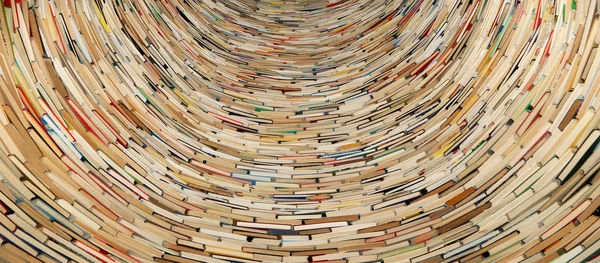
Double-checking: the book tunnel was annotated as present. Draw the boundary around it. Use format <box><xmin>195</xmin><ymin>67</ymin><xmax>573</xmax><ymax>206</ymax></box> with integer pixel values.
<box><xmin>0</xmin><ymin>0</ymin><xmax>598</xmax><ymax>262</ymax></box>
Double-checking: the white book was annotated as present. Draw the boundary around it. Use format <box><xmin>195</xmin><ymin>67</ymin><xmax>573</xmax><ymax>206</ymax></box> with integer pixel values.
<box><xmin>293</xmin><ymin>221</ymin><xmax>348</xmax><ymax>231</ymax></box>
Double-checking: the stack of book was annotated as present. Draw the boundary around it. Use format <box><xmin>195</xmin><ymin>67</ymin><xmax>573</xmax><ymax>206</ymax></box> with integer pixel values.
<box><xmin>0</xmin><ymin>0</ymin><xmax>597</xmax><ymax>262</ymax></box>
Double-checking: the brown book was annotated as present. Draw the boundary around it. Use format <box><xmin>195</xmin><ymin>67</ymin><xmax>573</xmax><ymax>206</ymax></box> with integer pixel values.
<box><xmin>438</xmin><ymin>203</ymin><xmax>492</xmax><ymax>234</ymax></box>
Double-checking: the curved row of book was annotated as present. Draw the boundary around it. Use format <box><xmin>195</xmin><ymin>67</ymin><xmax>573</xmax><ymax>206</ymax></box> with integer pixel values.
<box><xmin>0</xmin><ymin>0</ymin><xmax>597</xmax><ymax>262</ymax></box>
